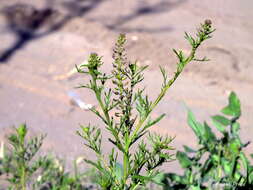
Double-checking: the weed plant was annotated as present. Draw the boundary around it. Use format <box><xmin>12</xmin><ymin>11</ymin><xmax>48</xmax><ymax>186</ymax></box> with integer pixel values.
<box><xmin>2</xmin><ymin>20</ymin><xmax>251</xmax><ymax>190</ymax></box>
<box><xmin>164</xmin><ymin>92</ymin><xmax>253</xmax><ymax>190</ymax></box>
<box><xmin>76</xmin><ymin>20</ymin><xmax>215</xmax><ymax>190</ymax></box>
<box><xmin>0</xmin><ymin>124</ymin><xmax>94</xmax><ymax>190</ymax></box>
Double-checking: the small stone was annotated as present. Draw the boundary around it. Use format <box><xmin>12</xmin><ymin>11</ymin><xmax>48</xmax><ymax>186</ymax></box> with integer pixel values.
<box><xmin>131</xmin><ymin>35</ymin><xmax>138</xmax><ymax>41</ymax></box>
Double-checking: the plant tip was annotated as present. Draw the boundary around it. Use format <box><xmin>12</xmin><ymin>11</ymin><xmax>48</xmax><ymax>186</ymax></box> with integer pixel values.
<box><xmin>204</xmin><ymin>19</ymin><xmax>212</xmax><ymax>26</ymax></box>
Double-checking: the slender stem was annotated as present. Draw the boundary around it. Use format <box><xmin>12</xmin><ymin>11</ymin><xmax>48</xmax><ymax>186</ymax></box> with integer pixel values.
<box><xmin>20</xmin><ymin>165</ymin><xmax>26</xmax><ymax>190</ymax></box>
<box><xmin>123</xmin><ymin>151</ymin><xmax>129</xmax><ymax>186</ymax></box>
<box><xmin>132</xmin><ymin>182</ymin><xmax>140</xmax><ymax>190</ymax></box>
<box><xmin>129</xmin><ymin>47</ymin><xmax>196</xmax><ymax>145</ymax></box>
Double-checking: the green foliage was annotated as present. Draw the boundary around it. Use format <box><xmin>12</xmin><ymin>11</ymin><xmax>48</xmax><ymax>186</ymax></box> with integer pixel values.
<box><xmin>76</xmin><ymin>20</ymin><xmax>214</xmax><ymax>190</ymax></box>
<box><xmin>0</xmin><ymin>124</ymin><xmax>95</xmax><ymax>190</ymax></box>
<box><xmin>3</xmin><ymin>20</ymin><xmax>247</xmax><ymax>190</ymax></box>
<box><xmin>0</xmin><ymin>124</ymin><xmax>46</xmax><ymax>190</ymax></box>
<box><xmin>164</xmin><ymin>92</ymin><xmax>253</xmax><ymax>190</ymax></box>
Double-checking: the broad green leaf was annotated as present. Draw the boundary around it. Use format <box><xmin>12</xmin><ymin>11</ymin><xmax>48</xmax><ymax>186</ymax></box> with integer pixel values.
<box><xmin>249</xmin><ymin>166</ymin><xmax>253</xmax><ymax>183</ymax></box>
<box><xmin>166</xmin><ymin>173</ymin><xmax>186</xmax><ymax>184</ymax></box>
<box><xmin>151</xmin><ymin>172</ymin><xmax>166</xmax><ymax>185</ymax></box>
<box><xmin>229</xmin><ymin>139</ymin><xmax>241</xmax><ymax>154</ymax></box>
<box><xmin>176</xmin><ymin>151</ymin><xmax>192</xmax><ymax>168</ymax></box>
<box><xmin>212</xmin><ymin>115</ymin><xmax>231</xmax><ymax>126</ymax></box>
<box><xmin>212</xmin><ymin>155</ymin><xmax>219</xmax><ymax>163</ymax></box>
<box><xmin>201</xmin><ymin>158</ymin><xmax>214</xmax><ymax>176</ymax></box>
<box><xmin>221</xmin><ymin>92</ymin><xmax>241</xmax><ymax>117</ymax></box>
<box><xmin>231</xmin><ymin>122</ymin><xmax>240</xmax><ymax>135</ymax></box>
<box><xmin>203</xmin><ymin>122</ymin><xmax>216</xmax><ymax>142</ymax></box>
<box><xmin>190</xmin><ymin>185</ymin><xmax>201</xmax><ymax>190</ymax></box>
<box><xmin>187</xmin><ymin>110</ymin><xmax>205</xmax><ymax>142</ymax></box>
<box><xmin>222</xmin><ymin>158</ymin><xmax>232</xmax><ymax>175</ymax></box>
<box><xmin>240</xmin><ymin>153</ymin><xmax>249</xmax><ymax>174</ymax></box>
<box><xmin>183</xmin><ymin>145</ymin><xmax>196</xmax><ymax>153</ymax></box>
<box><xmin>212</xmin><ymin>119</ymin><xmax>225</xmax><ymax>133</ymax></box>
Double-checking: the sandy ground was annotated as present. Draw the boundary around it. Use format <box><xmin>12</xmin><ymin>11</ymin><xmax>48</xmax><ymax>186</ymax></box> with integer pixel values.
<box><xmin>0</xmin><ymin>0</ymin><xmax>253</xmax><ymax>172</ymax></box>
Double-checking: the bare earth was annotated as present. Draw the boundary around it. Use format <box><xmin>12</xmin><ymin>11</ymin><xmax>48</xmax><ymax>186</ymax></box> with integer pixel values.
<box><xmin>0</xmin><ymin>0</ymin><xmax>253</xmax><ymax>172</ymax></box>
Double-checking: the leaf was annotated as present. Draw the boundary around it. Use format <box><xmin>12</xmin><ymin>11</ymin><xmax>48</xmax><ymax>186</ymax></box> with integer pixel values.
<box><xmin>190</xmin><ymin>185</ymin><xmax>201</xmax><ymax>190</ymax></box>
<box><xmin>144</xmin><ymin>114</ymin><xmax>166</xmax><ymax>130</ymax></box>
<box><xmin>229</xmin><ymin>139</ymin><xmax>241</xmax><ymax>155</ymax></box>
<box><xmin>114</xmin><ymin>162</ymin><xmax>123</xmax><ymax>181</ymax></box>
<box><xmin>203</xmin><ymin>122</ymin><xmax>216</xmax><ymax>142</ymax></box>
<box><xmin>166</xmin><ymin>173</ymin><xmax>186</xmax><ymax>184</ymax></box>
<box><xmin>221</xmin><ymin>92</ymin><xmax>241</xmax><ymax>117</ymax></box>
<box><xmin>249</xmin><ymin>170</ymin><xmax>253</xmax><ymax>184</ymax></box>
<box><xmin>176</xmin><ymin>151</ymin><xmax>192</xmax><ymax>169</ymax></box>
<box><xmin>231</xmin><ymin>122</ymin><xmax>240</xmax><ymax>135</ymax></box>
<box><xmin>17</xmin><ymin>124</ymin><xmax>27</xmax><ymax>140</ymax></box>
<box><xmin>211</xmin><ymin>154</ymin><xmax>219</xmax><ymax>163</ymax></box>
<box><xmin>222</xmin><ymin>158</ymin><xmax>232</xmax><ymax>175</ymax></box>
<box><xmin>183</xmin><ymin>145</ymin><xmax>196</xmax><ymax>153</ymax></box>
<box><xmin>187</xmin><ymin>110</ymin><xmax>205</xmax><ymax>142</ymax></box>
<box><xmin>212</xmin><ymin>115</ymin><xmax>231</xmax><ymax>126</ymax></box>
<box><xmin>212</xmin><ymin>119</ymin><xmax>226</xmax><ymax>133</ymax></box>
<box><xmin>240</xmin><ymin>153</ymin><xmax>249</xmax><ymax>174</ymax></box>
<box><xmin>201</xmin><ymin>158</ymin><xmax>214</xmax><ymax>176</ymax></box>
<box><xmin>151</xmin><ymin>172</ymin><xmax>166</xmax><ymax>185</ymax></box>
<box><xmin>132</xmin><ymin>174</ymin><xmax>152</xmax><ymax>183</ymax></box>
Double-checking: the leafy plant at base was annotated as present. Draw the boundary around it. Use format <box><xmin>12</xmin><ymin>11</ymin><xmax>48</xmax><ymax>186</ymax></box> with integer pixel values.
<box><xmin>0</xmin><ymin>124</ymin><xmax>47</xmax><ymax>190</ymax></box>
<box><xmin>164</xmin><ymin>92</ymin><xmax>253</xmax><ymax>190</ymax></box>
<box><xmin>76</xmin><ymin>20</ymin><xmax>215</xmax><ymax>190</ymax></box>
<box><xmin>0</xmin><ymin>124</ymin><xmax>95</xmax><ymax>190</ymax></box>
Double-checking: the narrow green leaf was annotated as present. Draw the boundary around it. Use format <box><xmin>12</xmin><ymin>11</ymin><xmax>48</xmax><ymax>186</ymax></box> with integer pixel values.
<box><xmin>144</xmin><ymin>114</ymin><xmax>166</xmax><ymax>130</ymax></box>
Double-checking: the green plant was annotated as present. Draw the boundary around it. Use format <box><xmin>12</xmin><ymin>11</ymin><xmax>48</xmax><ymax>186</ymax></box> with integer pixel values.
<box><xmin>76</xmin><ymin>20</ymin><xmax>215</xmax><ymax>190</ymax></box>
<box><xmin>33</xmin><ymin>156</ymin><xmax>87</xmax><ymax>190</ymax></box>
<box><xmin>0</xmin><ymin>124</ymin><xmax>47</xmax><ymax>190</ymax></box>
<box><xmin>164</xmin><ymin>92</ymin><xmax>253</xmax><ymax>190</ymax></box>
<box><xmin>0</xmin><ymin>124</ymin><xmax>94</xmax><ymax>190</ymax></box>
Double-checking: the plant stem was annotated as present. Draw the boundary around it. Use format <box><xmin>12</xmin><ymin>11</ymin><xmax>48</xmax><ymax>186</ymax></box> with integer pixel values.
<box><xmin>20</xmin><ymin>165</ymin><xmax>26</xmax><ymax>190</ymax></box>
<box><xmin>129</xmin><ymin>46</ymin><xmax>196</xmax><ymax>146</ymax></box>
